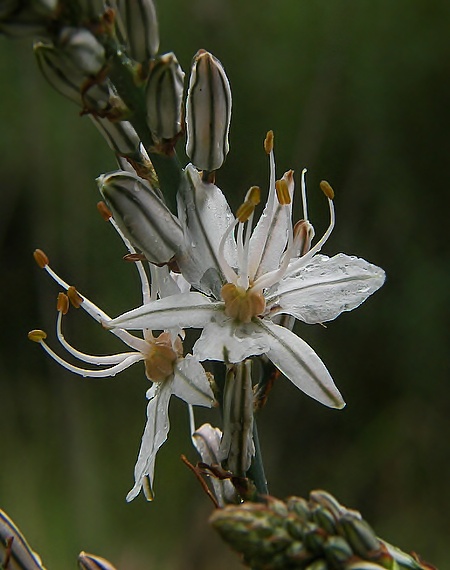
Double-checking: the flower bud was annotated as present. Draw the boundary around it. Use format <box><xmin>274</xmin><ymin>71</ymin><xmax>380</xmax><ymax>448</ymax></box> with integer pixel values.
<box><xmin>59</xmin><ymin>27</ymin><xmax>106</xmax><ymax>76</ymax></box>
<box><xmin>98</xmin><ymin>171</ymin><xmax>183</xmax><ymax>265</ymax></box>
<box><xmin>322</xmin><ymin>536</ymin><xmax>353</xmax><ymax>566</ymax></box>
<box><xmin>219</xmin><ymin>360</ymin><xmax>255</xmax><ymax>476</ymax></box>
<box><xmin>338</xmin><ymin>514</ymin><xmax>381</xmax><ymax>559</ymax></box>
<box><xmin>209</xmin><ymin>502</ymin><xmax>291</xmax><ymax>564</ymax></box>
<box><xmin>34</xmin><ymin>41</ymin><xmax>111</xmax><ymax>111</ymax></box>
<box><xmin>186</xmin><ymin>49</ymin><xmax>232</xmax><ymax>171</ymax></box>
<box><xmin>116</xmin><ymin>0</ymin><xmax>159</xmax><ymax>63</ymax></box>
<box><xmin>90</xmin><ymin>116</ymin><xmax>141</xmax><ymax>156</ymax></box>
<box><xmin>146</xmin><ymin>52</ymin><xmax>185</xmax><ymax>140</ymax></box>
<box><xmin>0</xmin><ymin>508</ymin><xmax>46</xmax><ymax>569</ymax></box>
<box><xmin>192</xmin><ymin>423</ymin><xmax>236</xmax><ymax>507</ymax></box>
<box><xmin>78</xmin><ymin>551</ymin><xmax>117</xmax><ymax>570</ymax></box>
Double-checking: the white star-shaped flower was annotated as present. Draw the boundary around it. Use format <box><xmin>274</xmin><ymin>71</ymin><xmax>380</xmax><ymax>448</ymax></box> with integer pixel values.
<box><xmin>108</xmin><ymin>131</ymin><xmax>385</xmax><ymax>409</ymax></box>
<box><xmin>29</xmin><ymin>206</ymin><xmax>215</xmax><ymax>501</ymax></box>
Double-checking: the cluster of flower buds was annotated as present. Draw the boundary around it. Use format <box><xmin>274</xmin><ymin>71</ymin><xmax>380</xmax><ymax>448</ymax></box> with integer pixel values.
<box><xmin>2</xmin><ymin>0</ymin><xmax>233</xmax><ymax>176</ymax></box>
<box><xmin>210</xmin><ymin>490</ymin><xmax>436</xmax><ymax>570</ymax></box>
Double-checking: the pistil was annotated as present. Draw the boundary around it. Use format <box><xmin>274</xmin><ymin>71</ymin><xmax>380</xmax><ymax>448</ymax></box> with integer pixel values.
<box><xmin>221</xmin><ymin>283</ymin><xmax>266</xmax><ymax>323</ymax></box>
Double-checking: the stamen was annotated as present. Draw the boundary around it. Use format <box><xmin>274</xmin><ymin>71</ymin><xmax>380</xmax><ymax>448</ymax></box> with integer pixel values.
<box><xmin>217</xmin><ymin>218</ymin><xmax>239</xmax><ymax>285</ymax></box>
<box><xmin>68</xmin><ymin>286</ymin><xmax>83</xmax><ymax>309</ymax></box>
<box><xmin>301</xmin><ymin>168</ymin><xmax>309</xmax><ymax>220</ymax></box>
<box><xmin>35</xmin><ymin>252</ymin><xmax>145</xmax><ymax>351</ymax></box>
<box><xmin>275</xmin><ymin>177</ymin><xmax>292</xmax><ymax>205</ymax></box>
<box><xmin>286</xmin><ymin>189</ymin><xmax>335</xmax><ymax>273</ymax></box>
<box><xmin>33</xmin><ymin>249</ymin><xmax>49</xmax><ymax>268</ymax></box>
<box><xmin>28</xmin><ymin>329</ymin><xmax>47</xmax><ymax>342</ymax></box>
<box><xmin>107</xmin><ymin>214</ymin><xmax>151</xmax><ymax>305</ymax></box>
<box><xmin>57</xmin><ymin>292</ymin><xmax>69</xmax><ymax>315</ymax></box>
<box><xmin>56</xmin><ymin>310</ymin><xmax>143</xmax><ymax>365</ymax></box>
<box><xmin>252</xmin><ymin>205</ymin><xmax>294</xmax><ymax>292</ymax></box>
<box><xmin>97</xmin><ymin>200</ymin><xmax>112</xmax><ymax>221</ymax></box>
<box><xmin>320</xmin><ymin>180</ymin><xmax>335</xmax><ymax>200</ymax></box>
<box><xmin>236</xmin><ymin>186</ymin><xmax>260</xmax><ymax>222</ymax></box>
<box><xmin>264</xmin><ymin>130</ymin><xmax>274</xmax><ymax>154</ymax></box>
<box><xmin>38</xmin><ymin>339</ymin><xmax>144</xmax><ymax>377</ymax></box>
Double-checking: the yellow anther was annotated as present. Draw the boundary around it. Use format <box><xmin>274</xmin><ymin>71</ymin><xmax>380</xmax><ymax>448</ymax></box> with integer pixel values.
<box><xmin>236</xmin><ymin>201</ymin><xmax>254</xmax><ymax>223</ymax></box>
<box><xmin>320</xmin><ymin>180</ymin><xmax>335</xmax><ymax>200</ymax></box>
<box><xmin>33</xmin><ymin>249</ymin><xmax>49</xmax><ymax>268</ymax></box>
<box><xmin>97</xmin><ymin>201</ymin><xmax>112</xmax><ymax>221</ymax></box>
<box><xmin>221</xmin><ymin>283</ymin><xmax>266</xmax><ymax>323</ymax></box>
<box><xmin>247</xmin><ymin>185</ymin><xmax>261</xmax><ymax>206</ymax></box>
<box><xmin>275</xmin><ymin>178</ymin><xmax>291</xmax><ymax>205</ymax></box>
<box><xmin>57</xmin><ymin>292</ymin><xmax>69</xmax><ymax>315</ymax></box>
<box><xmin>67</xmin><ymin>286</ymin><xmax>83</xmax><ymax>309</ymax></box>
<box><xmin>264</xmin><ymin>130</ymin><xmax>274</xmax><ymax>154</ymax></box>
<box><xmin>28</xmin><ymin>330</ymin><xmax>47</xmax><ymax>343</ymax></box>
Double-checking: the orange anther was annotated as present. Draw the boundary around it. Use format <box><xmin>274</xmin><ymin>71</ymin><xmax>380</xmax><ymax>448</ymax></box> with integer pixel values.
<box><xmin>33</xmin><ymin>249</ymin><xmax>49</xmax><ymax>268</ymax></box>
<box><xmin>57</xmin><ymin>292</ymin><xmax>69</xmax><ymax>315</ymax></box>
<box><xmin>67</xmin><ymin>286</ymin><xmax>83</xmax><ymax>309</ymax></box>
<box><xmin>97</xmin><ymin>201</ymin><xmax>112</xmax><ymax>221</ymax></box>
<box><xmin>275</xmin><ymin>179</ymin><xmax>291</xmax><ymax>205</ymax></box>
<box><xmin>264</xmin><ymin>130</ymin><xmax>274</xmax><ymax>154</ymax></box>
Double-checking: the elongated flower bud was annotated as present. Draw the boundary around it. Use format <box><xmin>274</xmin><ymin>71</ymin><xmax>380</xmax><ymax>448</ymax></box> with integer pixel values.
<box><xmin>0</xmin><ymin>509</ymin><xmax>46</xmax><ymax>570</ymax></box>
<box><xmin>34</xmin><ymin>41</ymin><xmax>111</xmax><ymax>111</ymax></box>
<box><xmin>186</xmin><ymin>49</ymin><xmax>232</xmax><ymax>171</ymax></box>
<box><xmin>59</xmin><ymin>27</ymin><xmax>106</xmax><ymax>76</ymax></box>
<box><xmin>116</xmin><ymin>0</ymin><xmax>159</xmax><ymax>63</ymax></box>
<box><xmin>78</xmin><ymin>551</ymin><xmax>118</xmax><ymax>570</ymax></box>
<box><xmin>146</xmin><ymin>52</ymin><xmax>185</xmax><ymax>140</ymax></box>
<box><xmin>90</xmin><ymin>116</ymin><xmax>141</xmax><ymax>155</ymax></box>
<box><xmin>98</xmin><ymin>171</ymin><xmax>183</xmax><ymax>265</ymax></box>
<box><xmin>220</xmin><ymin>360</ymin><xmax>255</xmax><ymax>476</ymax></box>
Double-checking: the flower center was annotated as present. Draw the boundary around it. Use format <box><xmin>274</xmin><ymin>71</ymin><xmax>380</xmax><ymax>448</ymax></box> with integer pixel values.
<box><xmin>221</xmin><ymin>283</ymin><xmax>266</xmax><ymax>323</ymax></box>
<box><xmin>144</xmin><ymin>332</ymin><xmax>182</xmax><ymax>382</ymax></box>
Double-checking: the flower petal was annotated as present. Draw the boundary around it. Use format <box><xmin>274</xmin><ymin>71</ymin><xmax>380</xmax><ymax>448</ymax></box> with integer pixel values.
<box><xmin>268</xmin><ymin>253</ymin><xmax>386</xmax><ymax>324</ymax></box>
<box><xmin>191</xmin><ymin>421</ymin><xmax>236</xmax><ymax>506</ymax></box>
<box><xmin>256</xmin><ymin>319</ymin><xmax>345</xmax><ymax>409</ymax></box>
<box><xmin>248</xmin><ymin>168</ymin><xmax>294</xmax><ymax>280</ymax></box>
<box><xmin>108</xmin><ymin>292</ymin><xmax>219</xmax><ymax>331</ymax></box>
<box><xmin>193</xmin><ymin>316</ymin><xmax>271</xmax><ymax>363</ymax></box>
<box><xmin>172</xmin><ymin>355</ymin><xmax>215</xmax><ymax>407</ymax></box>
<box><xmin>176</xmin><ymin>165</ymin><xmax>237</xmax><ymax>297</ymax></box>
<box><xmin>126</xmin><ymin>381</ymin><xmax>173</xmax><ymax>502</ymax></box>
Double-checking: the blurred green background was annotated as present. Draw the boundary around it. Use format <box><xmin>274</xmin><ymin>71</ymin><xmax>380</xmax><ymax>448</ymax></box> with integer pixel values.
<box><xmin>1</xmin><ymin>0</ymin><xmax>449</xmax><ymax>568</ymax></box>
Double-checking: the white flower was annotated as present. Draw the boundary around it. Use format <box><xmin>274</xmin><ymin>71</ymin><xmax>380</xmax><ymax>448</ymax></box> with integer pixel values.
<box><xmin>108</xmin><ymin>131</ymin><xmax>386</xmax><ymax>409</ymax></box>
<box><xmin>29</xmin><ymin>206</ymin><xmax>215</xmax><ymax>501</ymax></box>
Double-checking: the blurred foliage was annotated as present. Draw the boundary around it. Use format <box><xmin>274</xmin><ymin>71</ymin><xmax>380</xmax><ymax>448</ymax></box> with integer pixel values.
<box><xmin>0</xmin><ymin>0</ymin><xmax>449</xmax><ymax>569</ymax></box>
